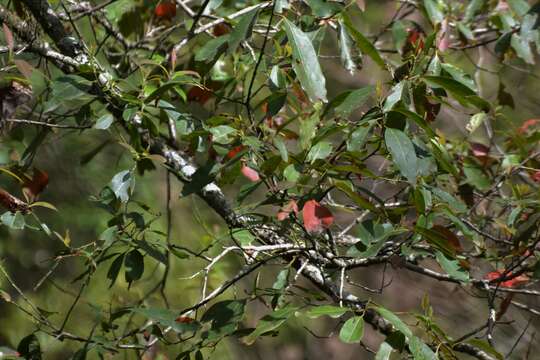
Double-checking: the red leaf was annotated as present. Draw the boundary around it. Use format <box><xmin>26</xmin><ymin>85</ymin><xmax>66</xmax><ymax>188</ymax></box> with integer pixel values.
<box><xmin>187</xmin><ymin>86</ymin><xmax>213</xmax><ymax>104</ymax></box>
<box><xmin>432</xmin><ymin>225</ymin><xmax>462</xmax><ymax>252</ymax></box>
<box><xmin>277</xmin><ymin>200</ymin><xmax>299</xmax><ymax>221</ymax></box>
<box><xmin>407</xmin><ymin>27</ymin><xmax>425</xmax><ymax>51</ymax></box>
<box><xmin>226</xmin><ymin>145</ymin><xmax>245</xmax><ymax>160</ymax></box>
<box><xmin>302</xmin><ymin>200</ymin><xmax>333</xmax><ymax>233</ymax></box>
<box><xmin>241</xmin><ymin>165</ymin><xmax>260</xmax><ymax>182</ymax></box>
<box><xmin>213</xmin><ymin>23</ymin><xmax>230</xmax><ymax>37</ymax></box>
<box><xmin>532</xmin><ymin>170</ymin><xmax>540</xmax><ymax>182</ymax></box>
<box><xmin>155</xmin><ymin>2</ymin><xmax>176</xmax><ymax>20</ymax></box>
<box><xmin>484</xmin><ymin>270</ymin><xmax>529</xmax><ymax>288</ymax></box>
<box><xmin>175</xmin><ymin>316</ymin><xmax>195</xmax><ymax>323</ymax></box>
<box><xmin>518</xmin><ymin>118</ymin><xmax>539</xmax><ymax>134</ymax></box>
<box><xmin>23</xmin><ymin>168</ymin><xmax>48</xmax><ymax>202</ymax></box>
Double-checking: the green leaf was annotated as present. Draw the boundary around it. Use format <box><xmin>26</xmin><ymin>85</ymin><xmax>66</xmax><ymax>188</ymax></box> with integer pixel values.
<box><xmin>306</xmin><ymin>141</ymin><xmax>332</xmax><ymax>163</ymax></box>
<box><xmin>283</xmin><ymin>164</ymin><xmax>300</xmax><ymax>182</ymax></box>
<box><xmin>195</xmin><ymin>36</ymin><xmax>229</xmax><ymax>63</ymax></box>
<box><xmin>335</xmin><ymin>180</ymin><xmax>377</xmax><ymax>212</ymax></box>
<box><xmin>466</xmin><ymin>112</ymin><xmax>487</xmax><ymax>133</ymax></box>
<box><xmin>334</xmin><ymin>86</ymin><xmax>374</xmax><ymax>117</ymax></box>
<box><xmin>44</xmin><ymin>75</ymin><xmax>95</xmax><ymax>113</ymax></box>
<box><xmin>409</xmin><ymin>335</ymin><xmax>437</xmax><ymax>360</ymax></box>
<box><xmin>94</xmin><ymin>112</ymin><xmax>114</xmax><ymax>130</ymax></box>
<box><xmin>99</xmin><ymin>226</ymin><xmax>118</xmax><ymax>247</ymax></box>
<box><xmin>242</xmin><ymin>306</ymin><xmax>299</xmax><ymax>345</ymax></box>
<box><xmin>282</xmin><ymin>19</ymin><xmax>327</xmax><ymax>102</ymax></box>
<box><xmin>124</xmin><ymin>249</ymin><xmax>144</xmax><ymax>285</ymax></box>
<box><xmin>273</xmin><ymin>269</ymin><xmax>290</xmax><ymax>290</ymax></box>
<box><xmin>511</xmin><ymin>34</ymin><xmax>535</xmax><ymax>64</ymax></box>
<box><xmin>495</xmin><ymin>31</ymin><xmax>513</xmax><ymax>55</ymax></box>
<box><xmin>466</xmin><ymin>339</ymin><xmax>504</xmax><ymax>360</ymax></box>
<box><xmin>347</xmin><ymin>122</ymin><xmax>373</xmax><ymax>152</ymax></box>
<box><xmin>276</xmin><ymin>0</ymin><xmax>290</xmax><ymax>13</ymax></box>
<box><xmin>306</xmin><ymin>0</ymin><xmax>342</xmax><ymax>17</ymax></box>
<box><xmin>305</xmin><ymin>305</ymin><xmax>348</xmax><ymax>319</ymax></box>
<box><xmin>457</xmin><ymin>22</ymin><xmax>475</xmax><ymax>40</ymax></box>
<box><xmin>299</xmin><ymin>113</ymin><xmax>319</xmax><ymax>150</ymax></box>
<box><xmin>385</xmin><ymin>128</ymin><xmax>418</xmax><ymax>184</ymax></box>
<box><xmin>110</xmin><ymin>170</ymin><xmax>134</xmax><ymax>203</ymax></box>
<box><xmin>342</xmin><ymin>13</ymin><xmax>386</xmax><ymax>69</ymax></box>
<box><xmin>435</xmin><ymin>251</ymin><xmax>469</xmax><ymax>282</ymax></box>
<box><xmin>383</xmin><ymin>81</ymin><xmax>407</xmax><ymax>112</ymax></box>
<box><xmin>0</xmin><ymin>212</ymin><xmax>25</xmax><ymax>230</ymax></box>
<box><xmin>347</xmin><ymin>220</ymin><xmax>402</xmax><ymax>258</ymax></box>
<box><xmin>375</xmin><ymin>342</ymin><xmax>393</xmax><ymax>360</ymax></box>
<box><xmin>274</xmin><ymin>137</ymin><xmax>288</xmax><ymax>162</ymax></box>
<box><xmin>508</xmin><ymin>0</ymin><xmax>530</xmax><ymax>16</ymax></box>
<box><xmin>440</xmin><ymin>63</ymin><xmax>476</xmax><ymax>91</ymax></box>
<box><xmin>228</xmin><ymin>8</ymin><xmax>258</xmax><ymax>53</ymax></box>
<box><xmin>423</xmin><ymin>0</ymin><xmax>444</xmax><ymax>24</ymax></box>
<box><xmin>209</xmin><ymin>125</ymin><xmax>237</xmax><ymax>144</ymax></box>
<box><xmin>375</xmin><ymin>306</ymin><xmax>413</xmax><ymax>339</ymax></box>
<box><xmin>338</xmin><ymin>19</ymin><xmax>357</xmax><ymax>75</ymax></box>
<box><xmin>389</xmin><ymin>108</ymin><xmax>435</xmax><ymax>138</ymax></box>
<box><xmin>463</xmin><ymin>164</ymin><xmax>491</xmax><ymax>191</ymax></box>
<box><xmin>17</xmin><ymin>334</ymin><xmax>41</xmax><ymax>360</ymax></box>
<box><xmin>339</xmin><ymin>316</ymin><xmax>364</xmax><ymax>343</ymax></box>
<box><xmin>201</xmin><ymin>300</ymin><xmax>246</xmax><ymax>339</ymax></box>
<box><xmin>392</xmin><ymin>20</ymin><xmax>408</xmax><ymax>53</ymax></box>
<box><xmin>423</xmin><ymin>76</ymin><xmax>490</xmax><ymax>111</ymax></box>
<box><xmin>464</xmin><ymin>0</ymin><xmax>484</xmax><ymax>23</ymax></box>
<box><xmin>232</xmin><ymin>229</ymin><xmax>255</xmax><ymax>246</ymax></box>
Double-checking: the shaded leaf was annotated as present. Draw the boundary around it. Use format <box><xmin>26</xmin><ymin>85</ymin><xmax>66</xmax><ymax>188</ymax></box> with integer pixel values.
<box><xmin>124</xmin><ymin>249</ymin><xmax>144</xmax><ymax>286</ymax></box>
<box><xmin>242</xmin><ymin>306</ymin><xmax>299</xmax><ymax>345</ymax></box>
<box><xmin>385</xmin><ymin>128</ymin><xmax>418</xmax><ymax>184</ymax></box>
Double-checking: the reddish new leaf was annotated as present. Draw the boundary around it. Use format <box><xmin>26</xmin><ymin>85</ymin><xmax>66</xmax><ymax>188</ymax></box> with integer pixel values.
<box><xmin>302</xmin><ymin>200</ymin><xmax>333</xmax><ymax>233</ymax></box>
<box><xmin>22</xmin><ymin>168</ymin><xmax>48</xmax><ymax>202</ymax></box>
<box><xmin>187</xmin><ymin>86</ymin><xmax>213</xmax><ymax>104</ymax></box>
<box><xmin>485</xmin><ymin>270</ymin><xmax>529</xmax><ymax>288</ymax></box>
<box><xmin>532</xmin><ymin>170</ymin><xmax>540</xmax><ymax>182</ymax></box>
<box><xmin>432</xmin><ymin>225</ymin><xmax>463</xmax><ymax>252</ymax></box>
<box><xmin>277</xmin><ymin>200</ymin><xmax>299</xmax><ymax>221</ymax></box>
<box><xmin>241</xmin><ymin>165</ymin><xmax>260</xmax><ymax>182</ymax></box>
<box><xmin>518</xmin><ymin>118</ymin><xmax>539</xmax><ymax>134</ymax></box>
<box><xmin>155</xmin><ymin>2</ymin><xmax>176</xmax><ymax>20</ymax></box>
<box><xmin>175</xmin><ymin>316</ymin><xmax>195</xmax><ymax>323</ymax></box>
<box><xmin>226</xmin><ymin>145</ymin><xmax>245</xmax><ymax>160</ymax></box>
<box><xmin>213</xmin><ymin>23</ymin><xmax>230</xmax><ymax>37</ymax></box>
